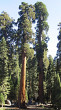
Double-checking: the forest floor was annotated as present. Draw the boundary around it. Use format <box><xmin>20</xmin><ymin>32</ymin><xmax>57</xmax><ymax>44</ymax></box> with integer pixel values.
<box><xmin>27</xmin><ymin>104</ymin><xmax>53</xmax><ymax>110</ymax></box>
<box><xmin>0</xmin><ymin>103</ymin><xmax>53</xmax><ymax>110</ymax></box>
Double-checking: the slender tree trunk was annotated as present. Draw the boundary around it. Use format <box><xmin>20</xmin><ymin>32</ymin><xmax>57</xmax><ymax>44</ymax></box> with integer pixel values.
<box><xmin>38</xmin><ymin>57</ymin><xmax>44</xmax><ymax>103</ymax></box>
<box><xmin>18</xmin><ymin>52</ymin><xmax>26</xmax><ymax>108</ymax></box>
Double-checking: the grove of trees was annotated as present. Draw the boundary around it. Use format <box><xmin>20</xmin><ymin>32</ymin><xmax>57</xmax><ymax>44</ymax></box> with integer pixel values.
<box><xmin>0</xmin><ymin>2</ymin><xmax>61</xmax><ymax>109</ymax></box>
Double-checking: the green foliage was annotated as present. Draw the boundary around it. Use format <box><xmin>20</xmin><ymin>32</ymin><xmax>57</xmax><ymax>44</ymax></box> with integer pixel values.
<box><xmin>26</xmin><ymin>56</ymin><xmax>38</xmax><ymax>100</ymax></box>
<box><xmin>35</xmin><ymin>2</ymin><xmax>49</xmax><ymax>103</ymax></box>
<box><xmin>35</xmin><ymin>2</ymin><xmax>49</xmax><ymax>20</ymax></box>
<box><xmin>17</xmin><ymin>3</ymin><xmax>35</xmax><ymax>105</ymax></box>
<box><xmin>0</xmin><ymin>11</ymin><xmax>14</xmax><ymax>41</ymax></box>
<box><xmin>35</xmin><ymin>1</ymin><xmax>49</xmax><ymax>61</ymax></box>
<box><xmin>43</xmin><ymin>51</ymin><xmax>49</xmax><ymax>101</ymax></box>
<box><xmin>43</xmin><ymin>50</ymin><xmax>49</xmax><ymax>70</ymax></box>
<box><xmin>8</xmin><ymin>49</ymin><xmax>21</xmax><ymax>101</ymax></box>
<box><xmin>25</xmin><ymin>90</ymin><xmax>28</xmax><ymax>103</ymax></box>
<box><xmin>0</xmin><ymin>37</ymin><xmax>10</xmax><ymax>100</ymax></box>
<box><xmin>0</xmin><ymin>93</ymin><xmax>4</xmax><ymax>104</ymax></box>
<box><xmin>24</xmin><ymin>43</ymin><xmax>34</xmax><ymax>59</ymax></box>
<box><xmin>0</xmin><ymin>3</ymin><xmax>35</xmax><ymax>103</ymax></box>
<box><xmin>45</xmin><ymin>55</ymin><xmax>54</xmax><ymax>102</ymax></box>
<box><xmin>18</xmin><ymin>2</ymin><xmax>35</xmax><ymax>44</ymax></box>
<box><xmin>51</xmin><ymin>73</ymin><xmax>61</xmax><ymax>109</ymax></box>
<box><xmin>35</xmin><ymin>2</ymin><xmax>49</xmax><ymax>33</ymax></box>
<box><xmin>51</xmin><ymin>23</ymin><xmax>61</xmax><ymax>109</ymax></box>
<box><xmin>0</xmin><ymin>11</ymin><xmax>12</xmax><ymax>29</ymax></box>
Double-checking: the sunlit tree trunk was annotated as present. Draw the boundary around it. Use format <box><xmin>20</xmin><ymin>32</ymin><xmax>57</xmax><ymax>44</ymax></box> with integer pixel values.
<box><xmin>18</xmin><ymin>52</ymin><xmax>26</xmax><ymax>108</ymax></box>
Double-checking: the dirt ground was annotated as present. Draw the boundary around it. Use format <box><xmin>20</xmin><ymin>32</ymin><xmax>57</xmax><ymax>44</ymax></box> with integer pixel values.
<box><xmin>0</xmin><ymin>104</ymin><xmax>53</xmax><ymax>110</ymax></box>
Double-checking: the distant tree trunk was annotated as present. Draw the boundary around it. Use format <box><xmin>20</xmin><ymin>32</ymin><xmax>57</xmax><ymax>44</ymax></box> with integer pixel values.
<box><xmin>38</xmin><ymin>57</ymin><xmax>44</xmax><ymax>103</ymax></box>
<box><xmin>2</xmin><ymin>103</ymin><xmax>3</xmax><ymax>107</ymax></box>
<box><xmin>18</xmin><ymin>51</ymin><xmax>26</xmax><ymax>108</ymax></box>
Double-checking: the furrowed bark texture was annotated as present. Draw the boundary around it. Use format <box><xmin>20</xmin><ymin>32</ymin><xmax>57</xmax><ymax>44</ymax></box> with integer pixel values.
<box><xmin>38</xmin><ymin>57</ymin><xmax>44</xmax><ymax>103</ymax></box>
<box><xmin>18</xmin><ymin>52</ymin><xmax>26</xmax><ymax>108</ymax></box>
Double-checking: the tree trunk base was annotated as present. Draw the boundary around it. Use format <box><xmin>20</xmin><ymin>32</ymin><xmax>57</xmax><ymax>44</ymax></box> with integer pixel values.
<box><xmin>19</xmin><ymin>105</ymin><xmax>27</xmax><ymax>109</ymax></box>
<box><xmin>19</xmin><ymin>102</ymin><xmax>27</xmax><ymax>109</ymax></box>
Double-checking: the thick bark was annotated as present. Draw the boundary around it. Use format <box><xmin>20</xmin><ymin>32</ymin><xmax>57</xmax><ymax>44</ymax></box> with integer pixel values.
<box><xmin>38</xmin><ymin>57</ymin><xmax>44</xmax><ymax>103</ymax></box>
<box><xmin>37</xmin><ymin>26</ymin><xmax>44</xmax><ymax>103</ymax></box>
<box><xmin>18</xmin><ymin>52</ymin><xmax>26</xmax><ymax>108</ymax></box>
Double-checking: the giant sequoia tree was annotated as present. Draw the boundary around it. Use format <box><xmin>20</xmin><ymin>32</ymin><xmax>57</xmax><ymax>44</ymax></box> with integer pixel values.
<box><xmin>35</xmin><ymin>2</ymin><xmax>49</xmax><ymax>103</ymax></box>
<box><xmin>17</xmin><ymin>2</ymin><xmax>35</xmax><ymax>107</ymax></box>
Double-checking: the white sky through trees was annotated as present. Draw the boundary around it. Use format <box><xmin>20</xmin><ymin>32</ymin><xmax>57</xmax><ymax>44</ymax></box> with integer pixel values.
<box><xmin>0</xmin><ymin>0</ymin><xmax>61</xmax><ymax>58</ymax></box>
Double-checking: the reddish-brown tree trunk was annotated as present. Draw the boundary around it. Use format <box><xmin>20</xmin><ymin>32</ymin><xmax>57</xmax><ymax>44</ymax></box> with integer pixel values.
<box><xmin>18</xmin><ymin>52</ymin><xmax>26</xmax><ymax>108</ymax></box>
<box><xmin>38</xmin><ymin>57</ymin><xmax>44</xmax><ymax>103</ymax></box>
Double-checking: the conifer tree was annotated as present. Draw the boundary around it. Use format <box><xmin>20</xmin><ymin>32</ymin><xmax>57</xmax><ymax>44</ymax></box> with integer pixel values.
<box><xmin>17</xmin><ymin>2</ymin><xmax>35</xmax><ymax>107</ymax></box>
<box><xmin>35</xmin><ymin>2</ymin><xmax>49</xmax><ymax>103</ymax></box>
<box><xmin>46</xmin><ymin>55</ymin><xmax>54</xmax><ymax>102</ymax></box>
<box><xmin>0</xmin><ymin>11</ymin><xmax>15</xmax><ymax>41</ymax></box>
<box><xmin>0</xmin><ymin>37</ymin><xmax>10</xmax><ymax>100</ymax></box>
<box><xmin>8</xmin><ymin>46</ymin><xmax>21</xmax><ymax>101</ymax></box>
<box><xmin>57</xmin><ymin>23</ymin><xmax>61</xmax><ymax>76</ymax></box>
<box><xmin>26</xmin><ymin>56</ymin><xmax>38</xmax><ymax>100</ymax></box>
<box><xmin>51</xmin><ymin>73</ymin><xmax>61</xmax><ymax>110</ymax></box>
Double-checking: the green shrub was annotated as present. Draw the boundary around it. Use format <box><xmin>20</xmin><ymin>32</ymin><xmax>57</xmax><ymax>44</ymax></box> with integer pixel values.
<box><xmin>0</xmin><ymin>93</ymin><xmax>5</xmax><ymax>104</ymax></box>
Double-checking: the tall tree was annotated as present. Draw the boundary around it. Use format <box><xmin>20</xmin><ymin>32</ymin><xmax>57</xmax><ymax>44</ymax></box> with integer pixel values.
<box><xmin>0</xmin><ymin>11</ymin><xmax>20</xmax><ymax>102</ymax></box>
<box><xmin>35</xmin><ymin>2</ymin><xmax>49</xmax><ymax>103</ymax></box>
<box><xmin>0</xmin><ymin>37</ymin><xmax>10</xmax><ymax>100</ymax></box>
<box><xmin>51</xmin><ymin>73</ymin><xmax>61</xmax><ymax>110</ymax></box>
<box><xmin>17</xmin><ymin>2</ymin><xmax>35</xmax><ymax>107</ymax></box>
<box><xmin>46</xmin><ymin>55</ymin><xmax>54</xmax><ymax>102</ymax></box>
<box><xmin>57</xmin><ymin>23</ymin><xmax>61</xmax><ymax>76</ymax></box>
<box><xmin>0</xmin><ymin>11</ymin><xmax>16</xmax><ymax>63</ymax></box>
<box><xmin>8</xmin><ymin>47</ymin><xmax>21</xmax><ymax>101</ymax></box>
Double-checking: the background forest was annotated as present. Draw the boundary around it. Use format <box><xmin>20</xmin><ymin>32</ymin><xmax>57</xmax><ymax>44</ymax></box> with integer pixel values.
<box><xmin>0</xmin><ymin>1</ymin><xmax>61</xmax><ymax>110</ymax></box>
